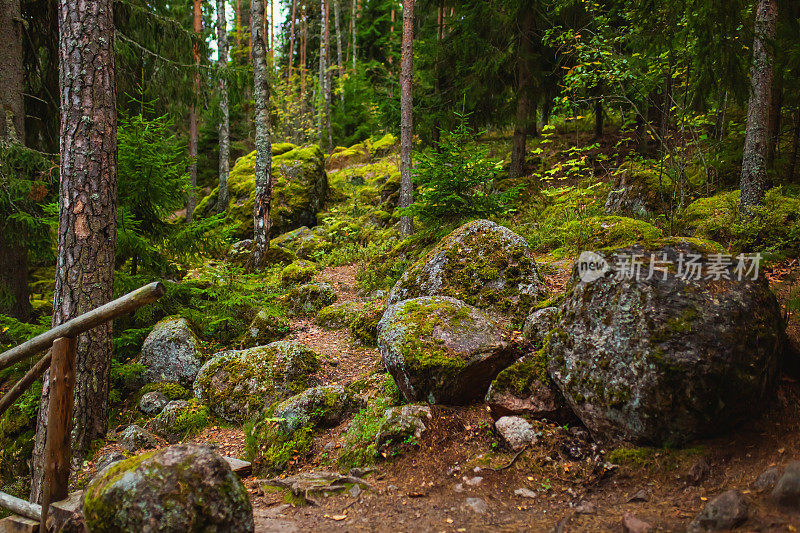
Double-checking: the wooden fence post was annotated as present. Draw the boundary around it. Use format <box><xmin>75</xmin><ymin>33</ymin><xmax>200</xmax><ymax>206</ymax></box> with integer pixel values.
<box><xmin>38</xmin><ymin>336</ymin><xmax>77</xmax><ymax>533</ymax></box>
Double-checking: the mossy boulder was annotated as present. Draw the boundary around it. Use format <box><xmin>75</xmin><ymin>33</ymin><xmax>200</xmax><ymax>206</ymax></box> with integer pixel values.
<box><xmin>195</xmin><ymin>144</ymin><xmax>328</xmax><ymax>240</ymax></box>
<box><xmin>83</xmin><ymin>443</ymin><xmax>254</xmax><ymax>532</ymax></box>
<box><xmin>328</xmin><ymin>143</ymin><xmax>369</xmax><ymax>169</ymax></box>
<box><xmin>240</xmin><ymin>311</ymin><xmax>291</xmax><ymax>348</ymax></box>
<box><xmin>485</xmin><ymin>354</ymin><xmax>571</xmax><ymax>422</ymax></box>
<box><xmin>558</xmin><ymin>215</ymin><xmax>663</xmax><ymax>252</ymax></box>
<box><xmin>369</xmin><ymin>133</ymin><xmax>397</xmax><ymax>158</ymax></box>
<box><xmin>547</xmin><ymin>240</ymin><xmax>787</xmax><ymax>445</ymax></box>
<box><xmin>139</xmin><ymin>317</ymin><xmax>203</xmax><ymax>389</ymax></box>
<box><xmin>270</xmin><ymin>226</ymin><xmax>329</xmax><ymax>259</ymax></box>
<box><xmin>388</xmin><ymin>220</ymin><xmax>547</xmax><ymax>316</ymax></box>
<box><xmin>147</xmin><ymin>399</ymin><xmax>210</xmax><ymax>443</ymax></box>
<box><xmin>315</xmin><ymin>301</ymin><xmax>360</xmax><ymax>329</ymax></box>
<box><xmin>117</xmin><ymin>424</ymin><xmax>159</xmax><ymax>452</ymax></box>
<box><xmin>281</xmin><ymin>260</ymin><xmax>318</xmax><ymax>285</ymax></box>
<box><xmin>227</xmin><ymin>239</ymin><xmax>297</xmax><ymax>267</ymax></box>
<box><xmin>377</xmin><ymin>296</ymin><xmax>519</xmax><ymax>404</ymax></box>
<box><xmin>193</xmin><ymin>341</ymin><xmax>321</xmax><ymax>424</ymax></box>
<box><xmin>284</xmin><ymin>282</ymin><xmax>337</xmax><ymax>316</ymax></box>
<box><xmin>604</xmin><ymin>162</ymin><xmax>672</xmax><ymax>216</ymax></box>
<box><xmin>376</xmin><ymin>404</ymin><xmax>432</xmax><ymax>449</ymax></box>
<box><xmin>522</xmin><ymin>307</ymin><xmax>559</xmax><ymax>348</ymax></box>
<box><xmin>270</xmin><ymin>384</ymin><xmax>363</xmax><ymax>434</ymax></box>
<box><xmin>349</xmin><ymin>300</ymin><xmax>387</xmax><ymax>346</ymax></box>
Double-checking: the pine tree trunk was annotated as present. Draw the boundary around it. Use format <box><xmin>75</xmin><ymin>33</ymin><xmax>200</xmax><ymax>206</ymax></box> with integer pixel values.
<box><xmin>0</xmin><ymin>0</ymin><xmax>30</xmax><ymax>322</ymax></box>
<box><xmin>31</xmin><ymin>0</ymin><xmax>118</xmax><ymax>502</ymax></box>
<box><xmin>187</xmin><ymin>0</ymin><xmax>202</xmax><ymax>223</ymax></box>
<box><xmin>399</xmin><ymin>0</ymin><xmax>414</xmax><ymax>238</ymax></box>
<box><xmin>333</xmin><ymin>0</ymin><xmax>344</xmax><ymax>78</ymax></box>
<box><xmin>594</xmin><ymin>99</ymin><xmax>604</xmax><ymax>139</ymax></box>
<box><xmin>289</xmin><ymin>0</ymin><xmax>297</xmax><ymax>76</ymax></box>
<box><xmin>789</xmin><ymin>105</ymin><xmax>800</xmax><ymax>182</ymax></box>
<box><xmin>217</xmin><ymin>0</ymin><xmax>231</xmax><ymax>212</ymax></box>
<box><xmin>0</xmin><ymin>0</ymin><xmax>25</xmax><ymax>144</ymax></box>
<box><xmin>767</xmin><ymin>72</ymin><xmax>783</xmax><ymax>171</ymax></box>
<box><xmin>301</xmin><ymin>2</ymin><xmax>307</xmax><ymax>100</ymax></box>
<box><xmin>740</xmin><ymin>0</ymin><xmax>777</xmax><ymax>212</ymax></box>
<box><xmin>251</xmin><ymin>0</ymin><xmax>273</xmax><ymax>267</ymax></box>
<box><xmin>509</xmin><ymin>10</ymin><xmax>534</xmax><ymax>180</ymax></box>
<box><xmin>351</xmin><ymin>0</ymin><xmax>357</xmax><ymax>69</ymax></box>
<box><xmin>323</xmin><ymin>0</ymin><xmax>333</xmax><ymax>149</ymax></box>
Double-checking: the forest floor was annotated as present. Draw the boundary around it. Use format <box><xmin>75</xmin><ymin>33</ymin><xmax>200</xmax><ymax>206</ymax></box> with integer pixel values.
<box><xmin>157</xmin><ymin>261</ymin><xmax>800</xmax><ymax>532</ymax></box>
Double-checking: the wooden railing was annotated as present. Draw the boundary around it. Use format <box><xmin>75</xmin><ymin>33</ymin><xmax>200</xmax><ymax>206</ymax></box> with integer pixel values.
<box><xmin>0</xmin><ymin>282</ymin><xmax>165</xmax><ymax>532</ymax></box>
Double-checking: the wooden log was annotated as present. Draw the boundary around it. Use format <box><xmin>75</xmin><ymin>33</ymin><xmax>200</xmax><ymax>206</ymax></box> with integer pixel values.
<box><xmin>0</xmin><ymin>282</ymin><xmax>164</xmax><ymax>371</ymax></box>
<box><xmin>0</xmin><ymin>351</ymin><xmax>51</xmax><ymax>419</ymax></box>
<box><xmin>0</xmin><ymin>492</ymin><xmax>41</xmax><ymax>522</ymax></box>
<box><xmin>0</xmin><ymin>515</ymin><xmax>39</xmax><ymax>533</ymax></box>
<box><xmin>38</xmin><ymin>337</ymin><xmax>77</xmax><ymax>533</ymax></box>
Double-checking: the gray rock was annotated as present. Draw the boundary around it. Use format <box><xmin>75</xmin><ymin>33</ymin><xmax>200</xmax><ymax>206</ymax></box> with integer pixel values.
<box><xmin>271</xmin><ymin>384</ymin><xmax>363</xmax><ymax>434</ymax></box>
<box><xmin>83</xmin><ymin>443</ymin><xmax>253</xmax><ymax>533</ymax></box>
<box><xmin>147</xmin><ymin>399</ymin><xmax>209</xmax><ymax>443</ymax></box>
<box><xmin>495</xmin><ymin>416</ymin><xmax>536</xmax><ymax>450</ymax></box>
<box><xmin>194</xmin><ymin>341</ymin><xmax>320</xmax><ymax>424</ymax></box>
<box><xmin>604</xmin><ymin>164</ymin><xmax>670</xmax><ymax>217</ymax></box>
<box><xmin>241</xmin><ymin>311</ymin><xmax>291</xmax><ymax>348</ymax></box>
<box><xmin>753</xmin><ymin>466</ymin><xmax>780</xmax><ymax>492</ymax></box>
<box><xmin>138</xmin><ymin>391</ymin><xmax>168</xmax><ymax>415</ymax></box>
<box><xmin>377</xmin><ymin>296</ymin><xmax>517</xmax><ymax>404</ymax></box>
<box><xmin>522</xmin><ymin>307</ymin><xmax>559</xmax><ymax>347</ymax></box>
<box><xmin>688</xmin><ymin>490</ymin><xmax>748</xmax><ymax>532</ymax></box>
<box><xmin>464</xmin><ymin>476</ymin><xmax>483</xmax><ymax>487</ymax></box>
<box><xmin>117</xmin><ymin>424</ymin><xmax>158</xmax><ymax>452</ymax></box>
<box><xmin>284</xmin><ymin>282</ymin><xmax>337</xmax><ymax>316</ymax></box>
<box><xmin>514</xmin><ymin>488</ymin><xmax>537</xmax><ymax>498</ymax></box>
<box><xmin>622</xmin><ymin>513</ymin><xmax>652</xmax><ymax>533</ymax></box>
<box><xmin>772</xmin><ymin>461</ymin><xmax>800</xmax><ymax>509</ymax></box>
<box><xmin>387</xmin><ymin>219</ymin><xmax>547</xmax><ymax>316</ymax></box>
<box><xmin>574</xmin><ymin>500</ymin><xmax>596</xmax><ymax>515</ymax></box>
<box><xmin>376</xmin><ymin>404</ymin><xmax>432</xmax><ymax>448</ymax></box>
<box><xmin>485</xmin><ymin>356</ymin><xmax>572</xmax><ymax>422</ymax></box>
<box><xmin>464</xmin><ymin>497</ymin><xmax>488</xmax><ymax>514</ymax></box>
<box><xmin>93</xmin><ymin>452</ymin><xmax>128</xmax><ymax>476</ymax></box>
<box><xmin>140</xmin><ymin>317</ymin><xmax>203</xmax><ymax>388</ymax></box>
<box><xmin>228</xmin><ymin>239</ymin><xmax>255</xmax><ymax>265</ymax></box>
<box><xmin>547</xmin><ymin>240</ymin><xmax>786</xmax><ymax>445</ymax></box>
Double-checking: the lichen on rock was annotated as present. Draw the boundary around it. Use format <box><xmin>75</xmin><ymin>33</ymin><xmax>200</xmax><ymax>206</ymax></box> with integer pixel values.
<box><xmin>139</xmin><ymin>316</ymin><xmax>203</xmax><ymax>389</ymax></box>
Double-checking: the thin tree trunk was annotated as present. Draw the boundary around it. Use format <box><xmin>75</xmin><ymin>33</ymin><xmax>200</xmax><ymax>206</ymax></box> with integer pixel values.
<box><xmin>301</xmin><ymin>2</ymin><xmax>307</xmax><ymax>101</ymax></box>
<box><xmin>289</xmin><ymin>0</ymin><xmax>297</xmax><ymax>77</ymax></box>
<box><xmin>0</xmin><ymin>0</ymin><xmax>30</xmax><ymax>322</ymax></box>
<box><xmin>399</xmin><ymin>0</ymin><xmax>414</xmax><ymax>238</ymax></box>
<box><xmin>509</xmin><ymin>10</ymin><xmax>534</xmax><ymax>179</ymax></box>
<box><xmin>217</xmin><ymin>0</ymin><xmax>230</xmax><ymax>212</ymax></box>
<box><xmin>0</xmin><ymin>0</ymin><xmax>25</xmax><ymax>144</ymax></box>
<box><xmin>333</xmin><ymin>0</ymin><xmax>344</xmax><ymax>78</ymax></box>
<box><xmin>236</xmin><ymin>0</ymin><xmax>243</xmax><ymax>52</ymax></box>
<box><xmin>351</xmin><ymin>0</ymin><xmax>356</xmax><ymax>69</ymax></box>
<box><xmin>31</xmin><ymin>0</ymin><xmax>118</xmax><ymax>502</ymax></box>
<box><xmin>714</xmin><ymin>89</ymin><xmax>728</xmax><ymax>141</ymax></box>
<box><xmin>324</xmin><ymin>0</ymin><xmax>333</xmax><ymax>148</ymax></box>
<box><xmin>789</xmin><ymin>105</ymin><xmax>800</xmax><ymax>182</ymax></box>
<box><xmin>319</xmin><ymin>0</ymin><xmax>332</xmax><ymax>149</ymax></box>
<box><xmin>251</xmin><ymin>0</ymin><xmax>273</xmax><ymax>267</ymax></box>
<box><xmin>740</xmin><ymin>0</ymin><xmax>777</xmax><ymax>212</ymax></box>
<box><xmin>594</xmin><ymin>99</ymin><xmax>604</xmax><ymax>138</ymax></box>
<box><xmin>186</xmin><ymin>0</ymin><xmax>202</xmax><ymax>223</ymax></box>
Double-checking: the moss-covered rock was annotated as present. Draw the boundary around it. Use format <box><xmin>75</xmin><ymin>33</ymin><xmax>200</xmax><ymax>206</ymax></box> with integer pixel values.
<box><xmin>195</xmin><ymin>144</ymin><xmax>328</xmax><ymax>240</ymax></box>
<box><xmin>369</xmin><ymin>133</ymin><xmax>397</xmax><ymax>158</ymax></box>
<box><xmin>522</xmin><ymin>307</ymin><xmax>559</xmax><ymax>348</ymax></box>
<box><xmin>117</xmin><ymin>424</ymin><xmax>159</xmax><ymax>452</ymax></box>
<box><xmin>240</xmin><ymin>310</ymin><xmax>291</xmax><ymax>348</ymax></box>
<box><xmin>138</xmin><ymin>381</ymin><xmax>191</xmax><ymax>402</ymax></box>
<box><xmin>388</xmin><ymin>220</ymin><xmax>547</xmax><ymax>316</ymax></box>
<box><xmin>604</xmin><ymin>162</ymin><xmax>673</xmax><ymax>217</ymax></box>
<box><xmin>139</xmin><ymin>317</ymin><xmax>202</xmax><ymax>388</ymax></box>
<box><xmin>375</xmin><ymin>404</ymin><xmax>432</xmax><ymax>449</ymax></box>
<box><xmin>83</xmin><ymin>443</ymin><xmax>254</xmax><ymax>532</ymax></box>
<box><xmin>547</xmin><ymin>240</ymin><xmax>787</xmax><ymax>445</ymax></box>
<box><xmin>314</xmin><ymin>301</ymin><xmax>360</xmax><ymax>329</ymax></box>
<box><xmin>328</xmin><ymin>142</ymin><xmax>370</xmax><ymax>169</ymax></box>
<box><xmin>284</xmin><ymin>282</ymin><xmax>337</xmax><ymax>316</ymax></box>
<box><xmin>227</xmin><ymin>239</ymin><xmax>298</xmax><ymax>267</ymax></box>
<box><xmin>377</xmin><ymin>296</ymin><xmax>518</xmax><ymax>404</ymax></box>
<box><xmin>193</xmin><ymin>341</ymin><xmax>321</xmax><ymax>424</ymax></box>
<box><xmin>280</xmin><ymin>260</ymin><xmax>318</xmax><ymax>285</ymax></box>
<box><xmin>147</xmin><ymin>400</ymin><xmax>210</xmax><ymax>443</ymax></box>
<box><xmin>349</xmin><ymin>300</ymin><xmax>387</xmax><ymax>346</ymax></box>
<box><xmin>558</xmin><ymin>215</ymin><xmax>663</xmax><ymax>252</ymax></box>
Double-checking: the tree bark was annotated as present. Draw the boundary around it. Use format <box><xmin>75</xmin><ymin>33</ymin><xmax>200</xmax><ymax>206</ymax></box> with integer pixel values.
<box><xmin>399</xmin><ymin>0</ymin><xmax>414</xmax><ymax>237</ymax></box>
<box><xmin>186</xmin><ymin>0</ymin><xmax>202</xmax><ymax>223</ymax></box>
<box><xmin>351</xmin><ymin>0</ymin><xmax>357</xmax><ymax>69</ymax></box>
<box><xmin>509</xmin><ymin>10</ymin><xmax>534</xmax><ymax>179</ymax></box>
<box><xmin>250</xmin><ymin>0</ymin><xmax>273</xmax><ymax>267</ymax></box>
<box><xmin>323</xmin><ymin>0</ymin><xmax>333</xmax><ymax>149</ymax></box>
<box><xmin>333</xmin><ymin>0</ymin><xmax>344</xmax><ymax>78</ymax></box>
<box><xmin>740</xmin><ymin>0</ymin><xmax>777</xmax><ymax>212</ymax></box>
<box><xmin>0</xmin><ymin>0</ymin><xmax>25</xmax><ymax>143</ymax></box>
<box><xmin>0</xmin><ymin>0</ymin><xmax>30</xmax><ymax>321</ymax></box>
<box><xmin>31</xmin><ymin>0</ymin><xmax>118</xmax><ymax>502</ymax></box>
<box><xmin>217</xmin><ymin>0</ymin><xmax>231</xmax><ymax>212</ymax></box>
<box><xmin>766</xmin><ymin>71</ymin><xmax>782</xmax><ymax>171</ymax></box>
<box><xmin>594</xmin><ymin>99</ymin><xmax>604</xmax><ymax>139</ymax></box>
<box><xmin>301</xmin><ymin>2</ymin><xmax>307</xmax><ymax>100</ymax></box>
<box><xmin>289</xmin><ymin>0</ymin><xmax>297</xmax><ymax>76</ymax></box>
<box><xmin>789</xmin><ymin>105</ymin><xmax>800</xmax><ymax>182</ymax></box>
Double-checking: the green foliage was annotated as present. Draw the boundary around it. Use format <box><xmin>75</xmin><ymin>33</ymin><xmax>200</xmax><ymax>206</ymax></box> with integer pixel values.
<box><xmin>108</xmin><ymin>361</ymin><xmax>146</xmax><ymax>404</ymax></box>
<box><xmin>0</xmin><ymin>381</ymin><xmax>42</xmax><ymax>483</ymax></box>
<box><xmin>139</xmin><ymin>381</ymin><xmax>192</xmax><ymax>401</ymax></box>
<box><xmin>245</xmin><ymin>420</ymin><xmax>314</xmax><ymax>475</ymax></box>
<box><xmin>406</xmin><ymin>112</ymin><xmax>518</xmax><ymax>227</ymax></box>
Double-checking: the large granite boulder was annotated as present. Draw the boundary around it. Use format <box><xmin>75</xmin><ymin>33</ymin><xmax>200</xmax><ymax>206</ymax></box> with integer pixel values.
<box><xmin>388</xmin><ymin>220</ymin><xmax>546</xmax><ymax>316</ymax></box>
<box><xmin>284</xmin><ymin>282</ymin><xmax>337</xmax><ymax>316</ymax></box>
<box><xmin>240</xmin><ymin>310</ymin><xmax>291</xmax><ymax>348</ymax></box>
<box><xmin>194</xmin><ymin>145</ymin><xmax>328</xmax><ymax>240</ymax></box>
<box><xmin>377</xmin><ymin>296</ymin><xmax>518</xmax><ymax>404</ymax></box>
<box><xmin>83</xmin><ymin>443</ymin><xmax>253</xmax><ymax>532</ymax></box>
<box><xmin>269</xmin><ymin>384</ymin><xmax>363</xmax><ymax>434</ymax></box>
<box><xmin>604</xmin><ymin>162</ymin><xmax>672</xmax><ymax>217</ymax></box>
<box><xmin>147</xmin><ymin>400</ymin><xmax>210</xmax><ymax>443</ymax></box>
<box><xmin>547</xmin><ymin>239</ymin><xmax>786</xmax><ymax>445</ymax></box>
<box><xmin>139</xmin><ymin>317</ymin><xmax>203</xmax><ymax>388</ymax></box>
<box><xmin>193</xmin><ymin>341</ymin><xmax>320</xmax><ymax>424</ymax></box>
